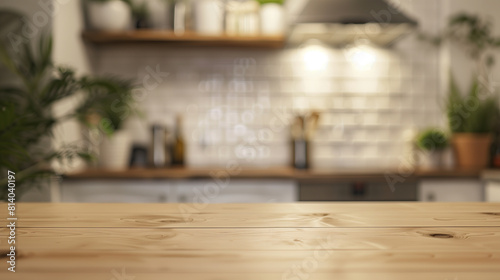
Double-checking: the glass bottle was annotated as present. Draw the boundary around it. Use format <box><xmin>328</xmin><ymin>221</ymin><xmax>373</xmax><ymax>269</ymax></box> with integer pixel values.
<box><xmin>172</xmin><ymin>115</ymin><xmax>185</xmax><ymax>166</ymax></box>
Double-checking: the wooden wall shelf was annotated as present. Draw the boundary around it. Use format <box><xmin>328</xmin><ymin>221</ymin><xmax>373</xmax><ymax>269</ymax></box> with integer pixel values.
<box><xmin>82</xmin><ymin>30</ymin><xmax>286</xmax><ymax>48</ymax></box>
<box><xmin>64</xmin><ymin>167</ymin><xmax>483</xmax><ymax>182</ymax></box>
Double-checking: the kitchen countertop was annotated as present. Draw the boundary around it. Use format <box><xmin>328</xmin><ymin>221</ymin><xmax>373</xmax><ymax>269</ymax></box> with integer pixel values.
<box><xmin>64</xmin><ymin>167</ymin><xmax>484</xmax><ymax>182</ymax></box>
<box><xmin>1</xmin><ymin>202</ymin><xmax>499</xmax><ymax>279</ymax></box>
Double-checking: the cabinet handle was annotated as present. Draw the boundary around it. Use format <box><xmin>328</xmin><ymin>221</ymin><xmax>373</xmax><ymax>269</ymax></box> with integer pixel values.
<box><xmin>351</xmin><ymin>182</ymin><xmax>366</xmax><ymax>196</ymax></box>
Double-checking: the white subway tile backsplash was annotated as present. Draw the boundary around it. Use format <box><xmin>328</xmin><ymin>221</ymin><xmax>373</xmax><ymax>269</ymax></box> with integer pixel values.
<box><xmin>94</xmin><ymin>1</ymin><xmax>441</xmax><ymax>169</ymax></box>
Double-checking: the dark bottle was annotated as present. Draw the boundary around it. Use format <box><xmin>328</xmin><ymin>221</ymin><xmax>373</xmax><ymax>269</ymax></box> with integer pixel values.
<box><xmin>291</xmin><ymin>115</ymin><xmax>309</xmax><ymax>169</ymax></box>
<box><xmin>292</xmin><ymin>138</ymin><xmax>309</xmax><ymax>169</ymax></box>
<box><xmin>172</xmin><ymin>115</ymin><xmax>185</xmax><ymax>166</ymax></box>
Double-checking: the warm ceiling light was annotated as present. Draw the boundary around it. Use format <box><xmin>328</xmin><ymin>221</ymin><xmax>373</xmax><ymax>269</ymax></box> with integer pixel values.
<box><xmin>302</xmin><ymin>39</ymin><xmax>329</xmax><ymax>71</ymax></box>
<box><xmin>345</xmin><ymin>43</ymin><xmax>376</xmax><ymax>70</ymax></box>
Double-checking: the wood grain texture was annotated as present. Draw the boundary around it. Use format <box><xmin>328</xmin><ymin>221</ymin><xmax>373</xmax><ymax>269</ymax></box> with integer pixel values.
<box><xmin>0</xmin><ymin>202</ymin><xmax>499</xmax><ymax>279</ymax></box>
<box><xmin>2</xmin><ymin>272</ymin><xmax>499</xmax><ymax>280</ymax></box>
<box><xmin>1</xmin><ymin>250</ymin><xmax>500</xmax><ymax>272</ymax></box>
<box><xmin>0</xmin><ymin>250</ymin><xmax>500</xmax><ymax>275</ymax></box>
<box><xmin>3</xmin><ymin>203</ymin><xmax>499</xmax><ymax>228</ymax></box>
<box><xmin>1</xmin><ymin>227</ymin><xmax>500</xmax><ymax>252</ymax></box>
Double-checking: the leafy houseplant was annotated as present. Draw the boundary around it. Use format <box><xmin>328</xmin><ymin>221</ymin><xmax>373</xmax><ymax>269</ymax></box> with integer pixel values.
<box><xmin>447</xmin><ymin>75</ymin><xmax>498</xmax><ymax>134</ymax></box>
<box><xmin>416</xmin><ymin>128</ymin><xmax>448</xmax><ymax>169</ymax></box>
<box><xmin>421</xmin><ymin>13</ymin><xmax>500</xmax><ymax>168</ymax></box>
<box><xmin>0</xmin><ymin>11</ymin><xmax>136</xmax><ymax>200</ymax></box>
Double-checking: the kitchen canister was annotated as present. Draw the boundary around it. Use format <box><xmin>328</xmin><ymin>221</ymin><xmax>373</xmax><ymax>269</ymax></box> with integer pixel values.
<box><xmin>87</xmin><ymin>0</ymin><xmax>131</xmax><ymax>31</ymax></box>
<box><xmin>145</xmin><ymin>0</ymin><xmax>171</xmax><ymax>29</ymax></box>
<box><xmin>260</xmin><ymin>2</ymin><xmax>285</xmax><ymax>35</ymax></box>
<box><xmin>194</xmin><ymin>0</ymin><xmax>224</xmax><ymax>35</ymax></box>
<box><xmin>225</xmin><ymin>0</ymin><xmax>240</xmax><ymax>35</ymax></box>
<box><xmin>239</xmin><ymin>0</ymin><xmax>259</xmax><ymax>35</ymax></box>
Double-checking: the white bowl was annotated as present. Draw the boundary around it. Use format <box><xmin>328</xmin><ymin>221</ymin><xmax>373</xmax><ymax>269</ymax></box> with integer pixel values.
<box><xmin>88</xmin><ymin>0</ymin><xmax>131</xmax><ymax>31</ymax></box>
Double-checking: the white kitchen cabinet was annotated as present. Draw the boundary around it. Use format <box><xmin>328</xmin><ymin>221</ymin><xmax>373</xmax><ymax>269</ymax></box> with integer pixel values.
<box><xmin>482</xmin><ymin>170</ymin><xmax>500</xmax><ymax>202</ymax></box>
<box><xmin>61</xmin><ymin>180</ymin><xmax>175</xmax><ymax>203</ymax></box>
<box><xmin>174</xmin><ymin>179</ymin><xmax>298</xmax><ymax>203</ymax></box>
<box><xmin>60</xmin><ymin>179</ymin><xmax>298</xmax><ymax>203</ymax></box>
<box><xmin>485</xmin><ymin>182</ymin><xmax>500</xmax><ymax>202</ymax></box>
<box><xmin>418</xmin><ymin>179</ymin><xmax>484</xmax><ymax>202</ymax></box>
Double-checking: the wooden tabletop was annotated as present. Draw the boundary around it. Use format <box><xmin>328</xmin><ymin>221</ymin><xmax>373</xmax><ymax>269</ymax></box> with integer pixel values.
<box><xmin>1</xmin><ymin>202</ymin><xmax>500</xmax><ymax>279</ymax></box>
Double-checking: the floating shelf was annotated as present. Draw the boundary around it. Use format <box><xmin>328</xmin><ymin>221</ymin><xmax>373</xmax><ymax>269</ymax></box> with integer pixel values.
<box><xmin>82</xmin><ymin>30</ymin><xmax>286</xmax><ymax>49</ymax></box>
<box><xmin>64</xmin><ymin>167</ymin><xmax>483</xmax><ymax>181</ymax></box>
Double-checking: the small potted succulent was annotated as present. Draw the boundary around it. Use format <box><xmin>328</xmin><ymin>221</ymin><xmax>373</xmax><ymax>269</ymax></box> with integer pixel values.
<box><xmin>416</xmin><ymin>128</ymin><xmax>449</xmax><ymax>169</ymax></box>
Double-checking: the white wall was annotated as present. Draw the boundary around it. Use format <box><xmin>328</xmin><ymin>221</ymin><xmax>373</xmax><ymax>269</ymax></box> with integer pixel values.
<box><xmin>90</xmin><ymin>0</ymin><xmax>443</xmax><ymax>168</ymax></box>
<box><xmin>52</xmin><ymin>0</ymin><xmax>91</xmax><ymax>73</ymax></box>
<box><xmin>51</xmin><ymin>0</ymin><xmax>92</xmax><ymax>173</ymax></box>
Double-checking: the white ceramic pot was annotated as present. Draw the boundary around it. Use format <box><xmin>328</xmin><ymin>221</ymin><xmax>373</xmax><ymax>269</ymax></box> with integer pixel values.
<box><xmin>88</xmin><ymin>0</ymin><xmax>131</xmax><ymax>31</ymax></box>
<box><xmin>260</xmin><ymin>3</ymin><xmax>285</xmax><ymax>35</ymax></box>
<box><xmin>195</xmin><ymin>0</ymin><xmax>224</xmax><ymax>35</ymax></box>
<box><xmin>238</xmin><ymin>0</ymin><xmax>259</xmax><ymax>35</ymax></box>
<box><xmin>419</xmin><ymin>150</ymin><xmax>443</xmax><ymax>169</ymax></box>
<box><xmin>99</xmin><ymin>130</ymin><xmax>131</xmax><ymax>170</ymax></box>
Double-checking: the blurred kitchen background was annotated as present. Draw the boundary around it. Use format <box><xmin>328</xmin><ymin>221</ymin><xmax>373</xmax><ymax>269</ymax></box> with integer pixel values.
<box><xmin>2</xmin><ymin>0</ymin><xmax>500</xmax><ymax>203</ymax></box>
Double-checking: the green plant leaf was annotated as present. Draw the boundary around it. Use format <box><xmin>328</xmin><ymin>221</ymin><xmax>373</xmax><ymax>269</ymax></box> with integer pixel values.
<box><xmin>416</xmin><ymin>128</ymin><xmax>449</xmax><ymax>151</ymax></box>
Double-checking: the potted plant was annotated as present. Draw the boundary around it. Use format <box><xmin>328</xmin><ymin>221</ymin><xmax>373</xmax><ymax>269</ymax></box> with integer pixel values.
<box><xmin>131</xmin><ymin>1</ymin><xmax>150</xmax><ymax>29</ymax></box>
<box><xmin>421</xmin><ymin>14</ymin><xmax>500</xmax><ymax>168</ymax></box>
<box><xmin>77</xmin><ymin>77</ymin><xmax>138</xmax><ymax>170</ymax></box>
<box><xmin>87</xmin><ymin>0</ymin><xmax>133</xmax><ymax>31</ymax></box>
<box><xmin>416</xmin><ymin>128</ymin><xmax>448</xmax><ymax>169</ymax></box>
<box><xmin>0</xmin><ymin>11</ymin><xmax>136</xmax><ymax>200</ymax></box>
<box><xmin>447</xmin><ymin>75</ymin><xmax>498</xmax><ymax>168</ymax></box>
<box><xmin>258</xmin><ymin>0</ymin><xmax>285</xmax><ymax>35</ymax></box>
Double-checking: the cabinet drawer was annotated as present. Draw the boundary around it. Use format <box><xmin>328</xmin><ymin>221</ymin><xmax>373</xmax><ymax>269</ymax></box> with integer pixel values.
<box><xmin>175</xmin><ymin>179</ymin><xmax>298</xmax><ymax>203</ymax></box>
<box><xmin>418</xmin><ymin>179</ymin><xmax>484</xmax><ymax>202</ymax></box>
<box><xmin>300</xmin><ymin>182</ymin><xmax>417</xmax><ymax>201</ymax></box>
<box><xmin>61</xmin><ymin>180</ymin><xmax>174</xmax><ymax>203</ymax></box>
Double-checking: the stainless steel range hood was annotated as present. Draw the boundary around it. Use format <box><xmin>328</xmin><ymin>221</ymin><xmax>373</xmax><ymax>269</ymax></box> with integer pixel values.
<box><xmin>290</xmin><ymin>0</ymin><xmax>418</xmax><ymax>46</ymax></box>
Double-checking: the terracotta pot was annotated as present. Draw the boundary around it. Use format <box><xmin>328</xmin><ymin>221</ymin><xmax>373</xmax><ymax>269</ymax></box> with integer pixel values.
<box><xmin>452</xmin><ymin>133</ymin><xmax>492</xmax><ymax>168</ymax></box>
